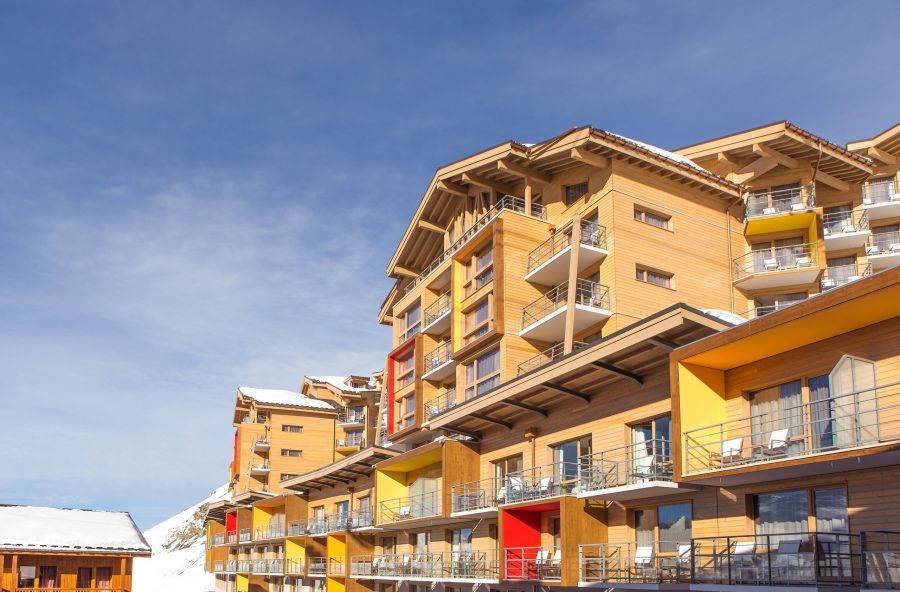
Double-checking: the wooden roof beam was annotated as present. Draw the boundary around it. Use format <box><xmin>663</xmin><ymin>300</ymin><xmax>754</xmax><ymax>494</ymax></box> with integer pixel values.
<box><xmin>571</xmin><ymin>147</ymin><xmax>609</xmax><ymax>169</ymax></box>
<box><xmin>752</xmin><ymin>143</ymin><xmax>800</xmax><ymax>169</ymax></box>
<box><xmin>393</xmin><ymin>266</ymin><xmax>419</xmax><ymax>278</ymax></box>
<box><xmin>437</xmin><ymin>180</ymin><xmax>468</xmax><ymax>197</ymax></box>
<box><xmin>471</xmin><ymin>412</ymin><xmax>513</xmax><ymax>429</ymax></box>
<box><xmin>867</xmin><ymin>146</ymin><xmax>897</xmax><ymax>165</ymax></box>
<box><xmin>461</xmin><ymin>172</ymin><xmax>515</xmax><ymax>195</ymax></box>
<box><xmin>590</xmin><ymin>361</ymin><xmax>644</xmax><ymax>385</ymax></box>
<box><xmin>500</xmin><ymin>399</ymin><xmax>549</xmax><ymax>418</ymax></box>
<box><xmin>705</xmin><ymin>152</ymin><xmax>739</xmax><ymax>176</ymax></box>
<box><xmin>647</xmin><ymin>336</ymin><xmax>680</xmax><ymax>351</ymax></box>
<box><xmin>497</xmin><ymin>159</ymin><xmax>551</xmax><ymax>184</ymax></box>
<box><xmin>544</xmin><ymin>382</ymin><xmax>591</xmax><ymax>403</ymax></box>
<box><xmin>814</xmin><ymin>170</ymin><xmax>850</xmax><ymax>192</ymax></box>
<box><xmin>732</xmin><ymin>156</ymin><xmax>778</xmax><ymax>184</ymax></box>
<box><xmin>417</xmin><ymin>219</ymin><xmax>444</xmax><ymax>234</ymax></box>
<box><xmin>440</xmin><ymin>425</ymin><xmax>482</xmax><ymax>441</ymax></box>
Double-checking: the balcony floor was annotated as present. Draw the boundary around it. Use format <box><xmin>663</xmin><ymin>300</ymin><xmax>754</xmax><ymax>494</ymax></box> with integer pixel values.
<box><xmin>824</xmin><ymin>230</ymin><xmax>870</xmax><ymax>251</ymax></box>
<box><xmin>422</xmin><ymin>359</ymin><xmax>455</xmax><ymax>382</ymax></box>
<box><xmin>577</xmin><ymin>480</ymin><xmax>699</xmax><ymax>501</ymax></box>
<box><xmin>865</xmin><ymin>199</ymin><xmax>900</xmax><ymax>220</ymax></box>
<box><xmin>868</xmin><ymin>251</ymin><xmax>900</xmax><ymax>270</ymax></box>
<box><xmin>520</xmin><ymin>304</ymin><xmax>611</xmax><ymax>342</ymax></box>
<box><xmin>422</xmin><ymin>309</ymin><xmax>451</xmax><ymax>335</ymax></box>
<box><xmin>525</xmin><ymin>243</ymin><xmax>608</xmax><ymax>286</ymax></box>
<box><xmin>733</xmin><ymin>267</ymin><xmax>821</xmax><ymax>291</ymax></box>
<box><xmin>744</xmin><ymin>210</ymin><xmax>817</xmax><ymax>236</ymax></box>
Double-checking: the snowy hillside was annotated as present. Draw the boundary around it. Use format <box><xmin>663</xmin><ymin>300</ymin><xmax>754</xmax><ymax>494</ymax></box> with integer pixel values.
<box><xmin>133</xmin><ymin>484</ymin><xmax>230</xmax><ymax>592</ymax></box>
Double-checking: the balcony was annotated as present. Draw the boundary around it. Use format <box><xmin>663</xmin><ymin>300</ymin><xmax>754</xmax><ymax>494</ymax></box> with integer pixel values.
<box><xmin>517</xmin><ymin>341</ymin><xmax>587</xmax><ymax>376</ymax></box>
<box><xmin>255</xmin><ymin>522</ymin><xmax>285</xmax><ymax>541</ymax></box>
<box><xmin>308</xmin><ymin>557</ymin><xmax>328</xmax><ymax>576</ymax></box>
<box><xmin>337</xmin><ymin>410</ymin><xmax>365</xmax><ymax>426</ymax></box>
<box><xmin>451</xmin><ymin>476</ymin><xmax>502</xmax><ymax>517</ymax></box>
<box><xmin>692</xmin><ymin>532</ymin><xmax>860</xmax><ymax>588</ymax></box>
<box><xmin>861</xmin><ymin>530</ymin><xmax>900</xmax><ymax>590</ymax></box>
<box><xmin>744</xmin><ymin>185</ymin><xmax>817</xmax><ymax>236</ymax></box>
<box><xmin>287</xmin><ymin>520</ymin><xmax>306</xmax><ymax>537</ymax></box>
<box><xmin>519</xmin><ymin>279</ymin><xmax>611</xmax><ymax>342</ymax></box>
<box><xmin>237</xmin><ymin>559</ymin><xmax>252</xmax><ymax>572</ymax></box>
<box><xmin>503</xmin><ymin>462</ymin><xmax>580</xmax><ymax>504</ymax></box>
<box><xmin>379</xmin><ymin>491</ymin><xmax>441</xmax><ymax>524</ymax></box>
<box><xmin>211</xmin><ymin>533</ymin><xmax>226</xmax><ymax>546</ymax></box>
<box><xmin>740</xmin><ymin>300</ymin><xmax>806</xmax><ymax>321</ymax></box>
<box><xmin>683</xmin><ymin>380</ymin><xmax>900</xmax><ymax>480</ymax></box>
<box><xmin>821</xmin><ymin>263</ymin><xmax>872</xmax><ymax>292</ymax></box>
<box><xmin>225</xmin><ymin>531</ymin><xmax>237</xmax><ymax>545</ymax></box>
<box><xmin>422</xmin><ymin>341</ymin><xmax>455</xmax><ymax>382</ymax></box>
<box><xmin>425</xmin><ymin>388</ymin><xmax>457</xmax><ymax>420</ymax></box>
<box><xmin>403</xmin><ymin>195</ymin><xmax>548</xmax><ymax>296</ymax></box>
<box><xmin>505</xmin><ymin>546</ymin><xmax>562</xmax><ymax>581</ymax></box>
<box><xmin>248</xmin><ymin>460</ymin><xmax>270</xmax><ymax>475</ymax></box>
<box><xmin>579</xmin><ymin>541</ymin><xmax>691</xmax><ymax>586</ymax></box>
<box><xmin>251</xmin><ymin>558</ymin><xmax>285</xmax><ymax>575</ymax></box>
<box><xmin>350</xmin><ymin>509</ymin><xmax>375</xmax><ymax>530</ymax></box>
<box><xmin>326</xmin><ymin>513</ymin><xmax>350</xmax><ymax>532</ymax></box>
<box><xmin>214</xmin><ymin>560</ymin><xmax>239</xmax><ymax>573</ymax></box>
<box><xmin>285</xmin><ymin>558</ymin><xmax>305</xmax><ymax>576</ymax></box>
<box><xmin>307</xmin><ymin>518</ymin><xmax>327</xmax><ymax>536</ymax></box>
<box><xmin>732</xmin><ymin>243</ymin><xmax>820</xmax><ymax>291</ymax></box>
<box><xmin>250</xmin><ymin>436</ymin><xmax>271</xmax><ymax>453</ymax></box>
<box><xmin>823</xmin><ymin>210</ymin><xmax>870</xmax><ymax>251</ymax></box>
<box><xmin>578</xmin><ymin>439</ymin><xmax>690</xmax><ymax>501</ymax></box>
<box><xmin>329</xmin><ymin>556</ymin><xmax>346</xmax><ymax>577</ymax></box>
<box><xmin>867</xmin><ymin>231</ymin><xmax>900</xmax><ymax>270</ymax></box>
<box><xmin>238</xmin><ymin>528</ymin><xmax>251</xmax><ymax>544</ymax></box>
<box><xmin>422</xmin><ymin>293</ymin><xmax>452</xmax><ymax>335</ymax></box>
<box><xmin>863</xmin><ymin>178</ymin><xmax>900</xmax><ymax>220</ymax></box>
<box><xmin>350</xmin><ymin>552</ymin><xmax>499</xmax><ymax>581</ymax></box>
<box><xmin>336</xmin><ymin>434</ymin><xmax>364</xmax><ymax>451</ymax></box>
<box><xmin>525</xmin><ymin>220</ymin><xmax>608</xmax><ymax>286</ymax></box>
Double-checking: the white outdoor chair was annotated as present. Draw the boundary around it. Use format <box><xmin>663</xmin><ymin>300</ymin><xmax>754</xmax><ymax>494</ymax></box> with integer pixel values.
<box><xmin>790</xmin><ymin>202</ymin><xmax>806</xmax><ymax>211</ymax></box>
<box><xmin>772</xmin><ymin>539</ymin><xmax>804</xmax><ymax>582</ymax></box>
<box><xmin>538</xmin><ymin>477</ymin><xmax>552</xmax><ymax>496</ymax></box>
<box><xmin>731</xmin><ymin>541</ymin><xmax>758</xmax><ymax>582</ymax></box>
<box><xmin>764</xmin><ymin>258</ymin><xmax>779</xmax><ymax>272</ymax></box>
<box><xmin>762</xmin><ymin>428</ymin><xmax>790</xmax><ymax>457</ymax></box>
<box><xmin>720</xmin><ymin>437</ymin><xmax>745</xmax><ymax>465</ymax></box>
<box><xmin>676</xmin><ymin>543</ymin><xmax>692</xmax><ymax>577</ymax></box>
<box><xmin>821</xmin><ymin>278</ymin><xmax>836</xmax><ymax>289</ymax></box>
<box><xmin>508</xmin><ymin>476</ymin><xmax>525</xmax><ymax>501</ymax></box>
<box><xmin>398</xmin><ymin>505</ymin><xmax>411</xmax><ymax>520</ymax></box>
<box><xmin>495</xmin><ymin>486</ymin><xmax>506</xmax><ymax>504</ymax></box>
<box><xmin>763</xmin><ymin>207</ymin><xmax>777</xmax><ymax>215</ymax></box>
<box><xmin>534</xmin><ymin>548</ymin><xmax>548</xmax><ymax>577</ymax></box>
<box><xmin>633</xmin><ymin>453</ymin><xmax>655</xmax><ymax>482</ymax></box>
<box><xmin>795</xmin><ymin>256</ymin><xmax>811</xmax><ymax>268</ymax></box>
<box><xmin>890</xmin><ymin>243</ymin><xmax>900</xmax><ymax>253</ymax></box>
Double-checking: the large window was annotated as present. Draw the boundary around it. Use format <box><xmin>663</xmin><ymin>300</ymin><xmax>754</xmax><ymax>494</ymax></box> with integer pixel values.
<box><xmin>401</xmin><ymin>302</ymin><xmax>422</xmax><ymax>342</ymax></box>
<box><xmin>464</xmin><ymin>298</ymin><xmax>491</xmax><ymax>344</ymax></box>
<box><xmin>39</xmin><ymin>566</ymin><xmax>57</xmax><ymax>588</ymax></box>
<box><xmin>396</xmin><ymin>349</ymin><xmax>415</xmax><ymax>390</ymax></box>
<box><xmin>451</xmin><ymin>528</ymin><xmax>473</xmax><ymax>554</ymax></box>
<box><xmin>564</xmin><ymin>181</ymin><xmax>589</xmax><ymax>206</ymax></box>
<box><xmin>77</xmin><ymin>568</ymin><xmax>92</xmax><ymax>588</ymax></box>
<box><xmin>96</xmin><ymin>567</ymin><xmax>112</xmax><ymax>590</ymax></box>
<box><xmin>633</xmin><ymin>502</ymin><xmax>693</xmax><ymax>552</ymax></box>
<box><xmin>552</xmin><ymin>435</ymin><xmax>591</xmax><ymax>481</ymax></box>
<box><xmin>18</xmin><ymin>566</ymin><xmax>35</xmax><ymax>588</ymax></box>
<box><xmin>464</xmin><ymin>348</ymin><xmax>500</xmax><ymax>400</ymax></box>
<box><xmin>494</xmin><ymin>454</ymin><xmax>523</xmax><ymax>481</ymax></box>
<box><xmin>756</xmin><ymin>487</ymin><xmax>848</xmax><ymax>540</ymax></box>
<box><xmin>632</xmin><ymin>415</ymin><xmax>672</xmax><ymax>479</ymax></box>
<box><xmin>750</xmin><ymin>380</ymin><xmax>803</xmax><ymax>455</ymax></box>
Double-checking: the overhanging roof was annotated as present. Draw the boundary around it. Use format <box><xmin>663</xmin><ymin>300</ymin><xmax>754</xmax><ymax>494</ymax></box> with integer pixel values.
<box><xmin>281</xmin><ymin>446</ymin><xmax>399</xmax><ymax>491</ymax></box>
<box><xmin>848</xmin><ymin>123</ymin><xmax>900</xmax><ymax>161</ymax></box>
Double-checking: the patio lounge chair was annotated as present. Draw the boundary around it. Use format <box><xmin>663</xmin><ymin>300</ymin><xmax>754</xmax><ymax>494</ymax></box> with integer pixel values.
<box><xmin>772</xmin><ymin>539</ymin><xmax>805</xmax><ymax>583</ymax></box>
<box><xmin>731</xmin><ymin>541</ymin><xmax>758</xmax><ymax>583</ymax></box>
<box><xmin>634</xmin><ymin>546</ymin><xmax>656</xmax><ymax>579</ymax></box>
<box><xmin>719</xmin><ymin>437</ymin><xmax>745</xmax><ymax>465</ymax></box>
<box><xmin>762</xmin><ymin>428</ymin><xmax>790</xmax><ymax>458</ymax></box>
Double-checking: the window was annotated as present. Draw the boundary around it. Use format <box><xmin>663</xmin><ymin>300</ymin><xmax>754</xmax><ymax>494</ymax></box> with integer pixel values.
<box><xmin>77</xmin><ymin>568</ymin><xmax>92</xmax><ymax>588</ymax></box>
<box><xmin>551</xmin><ymin>517</ymin><xmax>561</xmax><ymax>549</ymax></box>
<box><xmin>494</xmin><ymin>454</ymin><xmax>523</xmax><ymax>481</ymax></box>
<box><xmin>382</xmin><ymin>536</ymin><xmax>396</xmax><ymax>555</ymax></box>
<box><xmin>464</xmin><ymin>348</ymin><xmax>500</xmax><ymax>400</ymax></box>
<box><xmin>867</xmin><ymin>177</ymin><xmax>896</xmax><ymax>203</ymax></box>
<box><xmin>96</xmin><ymin>567</ymin><xmax>112</xmax><ymax>590</ymax></box>
<box><xmin>750</xmin><ymin>237</ymin><xmax>806</xmax><ymax>272</ymax></box>
<box><xmin>396</xmin><ymin>349</ymin><xmax>415</xmax><ymax>390</ymax></box>
<box><xmin>401</xmin><ymin>302</ymin><xmax>421</xmax><ymax>342</ymax></box>
<box><xmin>281</xmin><ymin>449</ymin><xmax>303</xmax><ymax>457</ymax></box>
<box><xmin>635</xmin><ymin>266</ymin><xmax>673</xmax><ymax>288</ymax></box>
<box><xmin>750</xmin><ymin>380</ymin><xmax>803</xmax><ymax>455</ymax></box>
<box><xmin>565</xmin><ymin>181</ymin><xmax>589</xmax><ymax>206</ymax></box>
<box><xmin>815</xmin><ymin>488</ymin><xmax>849</xmax><ymax>534</ymax></box>
<box><xmin>872</xmin><ymin>224</ymin><xmax>900</xmax><ymax>252</ymax></box>
<box><xmin>552</xmin><ymin>435</ymin><xmax>591</xmax><ymax>481</ymax></box>
<box><xmin>18</xmin><ymin>566</ymin><xmax>36</xmax><ymax>588</ymax></box>
<box><xmin>634</xmin><ymin>207</ymin><xmax>671</xmax><ymax>230</ymax></box>
<box><xmin>39</xmin><ymin>566</ymin><xmax>57</xmax><ymax>588</ymax></box>
<box><xmin>635</xmin><ymin>508</ymin><xmax>656</xmax><ymax>548</ymax></box>
<box><xmin>823</xmin><ymin>205</ymin><xmax>853</xmax><ymax>234</ymax></box>
<box><xmin>413</xmin><ymin>531</ymin><xmax>431</xmax><ymax>553</ymax></box>
<box><xmin>335</xmin><ymin>500</ymin><xmax>349</xmax><ymax>517</ymax></box>
<box><xmin>756</xmin><ymin>489</ymin><xmax>808</xmax><ymax>539</ymax></box>
<box><xmin>280</xmin><ymin>473</ymin><xmax>299</xmax><ymax>482</ymax></box>
<box><xmin>359</xmin><ymin>496</ymin><xmax>371</xmax><ymax>512</ymax></box>
<box><xmin>451</xmin><ymin>528</ymin><xmax>473</xmax><ymax>553</ymax></box>
<box><xmin>658</xmin><ymin>503</ymin><xmax>692</xmax><ymax>551</ymax></box>
<box><xmin>464</xmin><ymin>298</ymin><xmax>491</xmax><ymax>343</ymax></box>
<box><xmin>465</xmin><ymin>244</ymin><xmax>494</xmax><ymax>297</ymax></box>
<box><xmin>631</xmin><ymin>415</ymin><xmax>672</xmax><ymax>476</ymax></box>
<box><xmin>753</xmin><ymin>293</ymin><xmax>806</xmax><ymax>317</ymax></box>
<box><xmin>282</xmin><ymin>424</ymin><xmax>303</xmax><ymax>433</ymax></box>
<box><xmin>398</xmin><ymin>393</ymin><xmax>416</xmax><ymax>429</ymax></box>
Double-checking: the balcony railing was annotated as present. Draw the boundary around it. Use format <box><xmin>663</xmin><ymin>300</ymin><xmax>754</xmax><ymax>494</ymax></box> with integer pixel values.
<box><xmin>733</xmin><ymin>243</ymin><xmax>818</xmax><ymax>280</ymax></box>
<box><xmin>237</xmin><ymin>559</ymin><xmax>252</xmax><ymax>572</ymax></box>
<box><xmin>329</xmin><ymin>556</ymin><xmax>346</xmax><ymax>576</ymax></box>
<box><xmin>250</xmin><ymin>436</ymin><xmax>270</xmax><ymax>451</ymax></box>
<box><xmin>526</xmin><ymin>220</ymin><xmax>608</xmax><ymax>275</ymax></box>
<box><xmin>287</xmin><ymin>520</ymin><xmax>306</xmax><ymax>537</ymax></box>
<box><xmin>214</xmin><ymin>560</ymin><xmax>238</xmax><ymax>573</ymax></box>
<box><xmin>336</xmin><ymin>434</ymin><xmax>364</xmax><ymax>448</ymax></box>
<box><xmin>451</xmin><ymin>476</ymin><xmax>502</xmax><ymax>514</ymax></box>
<box><xmin>326</xmin><ymin>513</ymin><xmax>350</xmax><ymax>532</ymax></box>
<box><xmin>308</xmin><ymin>557</ymin><xmax>328</xmax><ymax>575</ymax></box>
<box><xmin>337</xmin><ymin>410</ymin><xmax>365</xmax><ymax>425</ymax></box>
<box><xmin>248</xmin><ymin>460</ymin><xmax>270</xmax><ymax>473</ymax></box>
<box><xmin>285</xmin><ymin>558</ymin><xmax>305</xmax><ymax>575</ymax></box>
<box><xmin>251</xmin><ymin>558</ymin><xmax>285</xmax><ymax>574</ymax></box>
<box><xmin>379</xmin><ymin>490</ymin><xmax>441</xmax><ymax>523</ymax></box>
<box><xmin>423</xmin><ymin>341</ymin><xmax>453</xmax><ymax>375</ymax></box>
<box><xmin>350</xmin><ymin>509</ymin><xmax>374</xmax><ymax>529</ymax></box>
<box><xmin>740</xmin><ymin>299</ymin><xmax>806</xmax><ymax>320</ymax></box>
<box><xmin>211</xmin><ymin>533</ymin><xmax>225</xmax><ymax>546</ymax></box>
<box><xmin>580</xmin><ymin>541</ymin><xmax>692</xmax><ymax>584</ymax></box>
<box><xmin>863</xmin><ymin>178</ymin><xmax>898</xmax><ymax>205</ymax></box>
<box><xmin>225</xmin><ymin>531</ymin><xmax>237</xmax><ymax>545</ymax></box>
<box><xmin>868</xmin><ymin>231</ymin><xmax>900</xmax><ymax>255</ymax></box>
<box><xmin>821</xmin><ymin>263</ymin><xmax>872</xmax><ymax>291</ymax></box>
<box><xmin>307</xmin><ymin>518</ymin><xmax>327</xmax><ymax>536</ymax></box>
<box><xmin>425</xmin><ymin>388</ymin><xmax>457</xmax><ymax>420</ymax></box>
<box><xmin>423</xmin><ymin>293</ymin><xmax>451</xmax><ymax>328</ymax></box>
<box><xmin>579</xmin><ymin>438</ymin><xmax>673</xmax><ymax>493</ymax></box>
<box><xmin>505</xmin><ymin>546</ymin><xmax>562</xmax><ymax>581</ymax></box>
<box><xmin>684</xmin><ymin>380</ymin><xmax>900</xmax><ymax>474</ymax></box>
<box><xmin>517</xmin><ymin>341</ymin><xmax>587</xmax><ymax>376</ymax></box>
<box><xmin>503</xmin><ymin>461</ymin><xmax>581</xmax><ymax>503</ymax></box>
<box><xmin>823</xmin><ymin>210</ymin><xmax>869</xmax><ymax>236</ymax></box>
<box><xmin>403</xmin><ymin>195</ymin><xmax>547</xmax><ymax>296</ymax></box>
<box><xmin>350</xmin><ymin>552</ymin><xmax>499</xmax><ymax>580</ymax></box>
<box><xmin>744</xmin><ymin>185</ymin><xmax>815</xmax><ymax>218</ymax></box>
<box><xmin>238</xmin><ymin>528</ymin><xmax>251</xmax><ymax>543</ymax></box>
<box><xmin>692</xmin><ymin>532</ymin><xmax>860</xmax><ymax>586</ymax></box>
<box><xmin>521</xmin><ymin>279</ymin><xmax>610</xmax><ymax>330</ymax></box>
<box><xmin>862</xmin><ymin>530</ymin><xmax>900</xmax><ymax>589</ymax></box>
<box><xmin>255</xmin><ymin>523</ymin><xmax>285</xmax><ymax>541</ymax></box>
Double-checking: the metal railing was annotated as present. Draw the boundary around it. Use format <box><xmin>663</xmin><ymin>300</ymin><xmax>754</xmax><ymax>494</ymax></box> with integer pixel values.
<box><xmin>821</xmin><ymin>263</ymin><xmax>872</xmax><ymax>291</ymax></box>
<box><xmin>255</xmin><ymin>522</ymin><xmax>285</xmax><ymax>540</ymax></box>
<box><xmin>214</xmin><ymin>560</ymin><xmax>238</xmax><ymax>573</ymax></box>
<box><xmin>521</xmin><ymin>279</ymin><xmax>610</xmax><ymax>331</ymax></box>
<box><xmin>350</xmin><ymin>551</ymin><xmax>499</xmax><ymax>580</ymax></box>
<box><xmin>863</xmin><ymin>178</ymin><xmax>898</xmax><ymax>205</ymax></box>
<box><xmin>579</xmin><ymin>438</ymin><xmax>673</xmax><ymax>493</ymax></box>
<box><xmin>250</xmin><ymin>558</ymin><xmax>285</xmax><ymax>574</ymax></box>
<box><xmin>329</xmin><ymin>556</ymin><xmax>346</xmax><ymax>576</ymax></box>
<box><xmin>285</xmin><ymin>558</ymin><xmax>305</xmax><ymax>575</ymax></box>
<box><xmin>526</xmin><ymin>220</ymin><xmax>608</xmax><ymax>275</ymax></box>
<box><xmin>517</xmin><ymin>341</ymin><xmax>587</xmax><ymax>376</ymax></box>
<box><xmin>237</xmin><ymin>559</ymin><xmax>252</xmax><ymax>572</ymax></box>
<box><xmin>308</xmin><ymin>557</ymin><xmax>328</xmax><ymax>575</ymax></box>
<box><xmin>240</xmin><ymin>414</ymin><xmax>269</xmax><ymax>424</ymax></box>
<box><xmin>683</xmin><ymin>380</ymin><xmax>900</xmax><ymax>474</ymax></box>
<box><xmin>238</xmin><ymin>528</ymin><xmax>251</xmax><ymax>543</ymax></box>
<box><xmin>425</xmin><ymin>388</ymin><xmax>457</xmax><ymax>420</ymax></box>
<box><xmin>451</xmin><ymin>476</ymin><xmax>503</xmax><ymax>513</ymax></box>
<box><xmin>287</xmin><ymin>520</ymin><xmax>306</xmax><ymax>537</ymax></box>
<box><xmin>869</xmin><ymin>231</ymin><xmax>900</xmax><ymax>255</ymax></box>
<box><xmin>745</xmin><ymin>185</ymin><xmax>815</xmax><ymax>218</ymax></box>
<box><xmin>505</xmin><ymin>546</ymin><xmax>562</xmax><ymax>581</ymax></box>
<box><xmin>580</xmin><ymin>541</ymin><xmax>692</xmax><ymax>583</ymax></box>
<box><xmin>379</xmin><ymin>490</ymin><xmax>441</xmax><ymax>523</ymax></box>
<box><xmin>862</xmin><ymin>530</ymin><xmax>900</xmax><ymax>589</ymax></box>
<box><xmin>503</xmin><ymin>461</ymin><xmax>582</xmax><ymax>503</ymax></box>
<box><xmin>326</xmin><ymin>513</ymin><xmax>350</xmax><ymax>532</ymax></box>
<box><xmin>307</xmin><ymin>518</ymin><xmax>327</xmax><ymax>536</ymax></box>
<box><xmin>211</xmin><ymin>533</ymin><xmax>225</xmax><ymax>546</ymax></box>
<box><xmin>337</xmin><ymin>410</ymin><xmax>365</xmax><ymax>424</ymax></box>
<box><xmin>692</xmin><ymin>532</ymin><xmax>860</xmax><ymax>586</ymax></box>
<box><xmin>423</xmin><ymin>341</ymin><xmax>453</xmax><ymax>375</ymax></box>
<box><xmin>248</xmin><ymin>460</ymin><xmax>270</xmax><ymax>473</ymax></box>
<box><xmin>225</xmin><ymin>531</ymin><xmax>237</xmax><ymax>544</ymax></box>
<box><xmin>733</xmin><ymin>243</ymin><xmax>818</xmax><ymax>280</ymax></box>
<box><xmin>740</xmin><ymin>300</ymin><xmax>806</xmax><ymax>320</ymax></box>
<box><xmin>350</xmin><ymin>509</ymin><xmax>374</xmax><ymax>529</ymax></box>
<box><xmin>403</xmin><ymin>195</ymin><xmax>547</xmax><ymax>296</ymax></box>
<box><xmin>423</xmin><ymin>293</ymin><xmax>452</xmax><ymax>328</ymax></box>
<box><xmin>824</xmin><ymin>210</ymin><xmax>869</xmax><ymax>236</ymax></box>
<box><xmin>250</xmin><ymin>435</ymin><xmax>270</xmax><ymax>451</ymax></box>
<box><xmin>336</xmin><ymin>434</ymin><xmax>364</xmax><ymax>448</ymax></box>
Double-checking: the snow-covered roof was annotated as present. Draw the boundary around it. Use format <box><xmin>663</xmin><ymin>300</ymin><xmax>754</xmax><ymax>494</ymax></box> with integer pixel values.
<box><xmin>0</xmin><ymin>505</ymin><xmax>151</xmax><ymax>555</ymax></box>
<box><xmin>305</xmin><ymin>375</ymin><xmax>376</xmax><ymax>393</ymax></box>
<box><xmin>237</xmin><ymin>387</ymin><xmax>335</xmax><ymax>410</ymax></box>
<box><xmin>702</xmin><ymin>309</ymin><xmax>747</xmax><ymax>325</ymax></box>
<box><xmin>609</xmin><ymin>132</ymin><xmax>709</xmax><ymax>173</ymax></box>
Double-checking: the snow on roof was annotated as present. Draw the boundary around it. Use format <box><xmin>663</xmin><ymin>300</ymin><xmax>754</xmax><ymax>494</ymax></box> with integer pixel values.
<box><xmin>609</xmin><ymin>132</ymin><xmax>709</xmax><ymax>173</ymax></box>
<box><xmin>702</xmin><ymin>309</ymin><xmax>747</xmax><ymax>325</ymax></box>
<box><xmin>0</xmin><ymin>505</ymin><xmax>151</xmax><ymax>554</ymax></box>
<box><xmin>237</xmin><ymin>387</ymin><xmax>335</xmax><ymax>410</ymax></box>
<box><xmin>305</xmin><ymin>375</ymin><xmax>376</xmax><ymax>393</ymax></box>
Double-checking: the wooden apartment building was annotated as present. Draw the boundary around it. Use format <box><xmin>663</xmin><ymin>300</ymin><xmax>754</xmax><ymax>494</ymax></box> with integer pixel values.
<box><xmin>205</xmin><ymin>121</ymin><xmax>900</xmax><ymax>592</ymax></box>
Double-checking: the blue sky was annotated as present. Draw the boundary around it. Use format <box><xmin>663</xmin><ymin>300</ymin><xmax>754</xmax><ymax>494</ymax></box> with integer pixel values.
<box><xmin>0</xmin><ymin>1</ymin><xmax>897</xmax><ymax>529</ymax></box>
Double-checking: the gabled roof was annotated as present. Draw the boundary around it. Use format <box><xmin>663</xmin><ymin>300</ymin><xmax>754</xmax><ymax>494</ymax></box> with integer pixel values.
<box><xmin>847</xmin><ymin>123</ymin><xmax>900</xmax><ymax>162</ymax></box>
<box><xmin>0</xmin><ymin>505</ymin><xmax>151</xmax><ymax>555</ymax></box>
<box><xmin>236</xmin><ymin>387</ymin><xmax>336</xmax><ymax>411</ymax></box>
<box><xmin>305</xmin><ymin>375</ymin><xmax>377</xmax><ymax>394</ymax></box>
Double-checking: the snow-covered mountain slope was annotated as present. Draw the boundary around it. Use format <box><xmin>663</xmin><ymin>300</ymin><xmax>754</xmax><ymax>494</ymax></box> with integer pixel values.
<box><xmin>133</xmin><ymin>484</ymin><xmax>230</xmax><ymax>592</ymax></box>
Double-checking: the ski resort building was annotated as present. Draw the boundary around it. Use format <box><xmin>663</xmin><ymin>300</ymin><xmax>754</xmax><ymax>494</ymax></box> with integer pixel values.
<box><xmin>204</xmin><ymin>121</ymin><xmax>900</xmax><ymax>592</ymax></box>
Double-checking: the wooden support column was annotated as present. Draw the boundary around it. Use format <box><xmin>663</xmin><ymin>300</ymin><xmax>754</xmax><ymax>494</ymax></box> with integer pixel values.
<box><xmin>9</xmin><ymin>554</ymin><xmax>17</xmax><ymax>592</ymax></box>
<box><xmin>524</xmin><ymin>182</ymin><xmax>533</xmax><ymax>215</ymax></box>
<box><xmin>563</xmin><ymin>214</ymin><xmax>583</xmax><ymax>354</ymax></box>
<box><xmin>121</xmin><ymin>556</ymin><xmax>128</xmax><ymax>591</ymax></box>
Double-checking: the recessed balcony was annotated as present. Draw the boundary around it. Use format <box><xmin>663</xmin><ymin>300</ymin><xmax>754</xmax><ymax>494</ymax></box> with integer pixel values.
<box><xmin>525</xmin><ymin>221</ymin><xmax>608</xmax><ymax>286</ymax></box>
<box><xmin>238</xmin><ymin>528</ymin><xmax>251</xmax><ymax>544</ymax></box>
<box><xmin>450</xmin><ymin>477</ymin><xmax>502</xmax><ymax>517</ymax></box>
<box><xmin>379</xmin><ymin>491</ymin><xmax>441</xmax><ymax>525</ymax></box>
<box><xmin>863</xmin><ymin>178</ymin><xmax>900</xmax><ymax>220</ymax></box>
<box><xmin>285</xmin><ymin>558</ymin><xmax>305</xmax><ymax>576</ymax></box>
<box><xmin>422</xmin><ymin>342</ymin><xmax>455</xmax><ymax>382</ymax></box>
<box><xmin>823</xmin><ymin>211</ymin><xmax>870</xmax><ymax>251</ymax></box>
<box><xmin>578</xmin><ymin>439</ymin><xmax>696</xmax><ymax>501</ymax></box>
<box><xmin>254</xmin><ymin>522</ymin><xmax>285</xmax><ymax>541</ymax></box>
<box><xmin>337</xmin><ymin>410</ymin><xmax>365</xmax><ymax>427</ymax></box>
<box><xmin>422</xmin><ymin>293</ymin><xmax>451</xmax><ymax>335</ymax></box>
<box><xmin>251</xmin><ymin>558</ymin><xmax>284</xmax><ymax>575</ymax></box>
<box><xmin>350</xmin><ymin>551</ymin><xmax>499</xmax><ymax>582</ymax></box>
<box><xmin>519</xmin><ymin>279</ymin><xmax>611</xmax><ymax>342</ymax></box>
<box><xmin>743</xmin><ymin>185</ymin><xmax>817</xmax><ymax>236</ymax></box>
<box><xmin>732</xmin><ymin>243</ymin><xmax>820</xmax><ymax>291</ymax></box>
<box><xmin>820</xmin><ymin>263</ymin><xmax>872</xmax><ymax>292</ymax></box>
<box><xmin>579</xmin><ymin>541</ymin><xmax>692</xmax><ymax>588</ymax></box>
<box><xmin>505</xmin><ymin>546</ymin><xmax>562</xmax><ymax>582</ymax></box>
<box><xmin>425</xmin><ymin>387</ymin><xmax>458</xmax><ymax>420</ymax></box>
<box><xmin>326</xmin><ymin>513</ymin><xmax>350</xmax><ymax>532</ymax></box>
<box><xmin>867</xmin><ymin>230</ymin><xmax>900</xmax><ymax>270</ymax></box>
<box><xmin>336</xmin><ymin>435</ymin><xmax>364</xmax><ymax>452</ymax></box>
